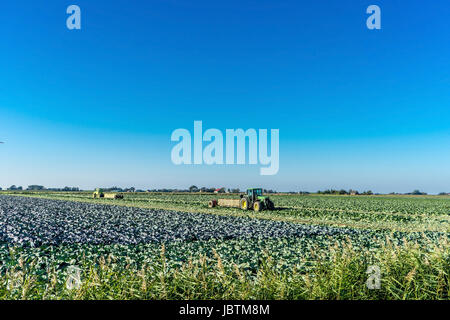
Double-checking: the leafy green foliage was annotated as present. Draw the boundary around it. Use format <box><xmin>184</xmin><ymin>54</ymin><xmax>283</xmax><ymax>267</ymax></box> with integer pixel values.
<box><xmin>0</xmin><ymin>192</ymin><xmax>449</xmax><ymax>299</ymax></box>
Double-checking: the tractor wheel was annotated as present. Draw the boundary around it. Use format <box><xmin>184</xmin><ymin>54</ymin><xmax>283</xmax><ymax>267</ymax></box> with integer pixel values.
<box><xmin>240</xmin><ymin>198</ymin><xmax>249</xmax><ymax>210</ymax></box>
<box><xmin>208</xmin><ymin>200</ymin><xmax>217</xmax><ymax>208</ymax></box>
<box><xmin>253</xmin><ymin>201</ymin><xmax>262</xmax><ymax>212</ymax></box>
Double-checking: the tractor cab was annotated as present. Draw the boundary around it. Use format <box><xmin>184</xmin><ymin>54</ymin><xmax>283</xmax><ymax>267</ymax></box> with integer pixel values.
<box><xmin>247</xmin><ymin>188</ymin><xmax>263</xmax><ymax>202</ymax></box>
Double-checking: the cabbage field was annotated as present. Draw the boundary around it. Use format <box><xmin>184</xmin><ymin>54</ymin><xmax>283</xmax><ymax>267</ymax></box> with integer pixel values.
<box><xmin>0</xmin><ymin>192</ymin><xmax>449</xmax><ymax>299</ymax></box>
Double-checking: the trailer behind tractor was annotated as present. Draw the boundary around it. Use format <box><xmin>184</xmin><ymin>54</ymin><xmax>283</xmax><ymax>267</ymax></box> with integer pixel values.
<box><xmin>92</xmin><ymin>188</ymin><xmax>124</xmax><ymax>199</ymax></box>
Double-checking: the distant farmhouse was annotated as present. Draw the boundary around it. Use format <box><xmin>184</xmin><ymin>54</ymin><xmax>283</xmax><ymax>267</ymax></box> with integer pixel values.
<box><xmin>214</xmin><ymin>187</ymin><xmax>226</xmax><ymax>194</ymax></box>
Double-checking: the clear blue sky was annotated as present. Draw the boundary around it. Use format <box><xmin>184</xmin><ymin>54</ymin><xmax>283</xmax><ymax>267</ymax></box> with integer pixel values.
<box><xmin>0</xmin><ymin>0</ymin><xmax>449</xmax><ymax>193</ymax></box>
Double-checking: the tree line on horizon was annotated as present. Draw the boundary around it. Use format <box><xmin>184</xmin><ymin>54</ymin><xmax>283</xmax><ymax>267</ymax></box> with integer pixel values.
<box><xmin>2</xmin><ymin>185</ymin><xmax>80</xmax><ymax>191</ymax></box>
<box><xmin>0</xmin><ymin>185</ymin><xmax>448</xmax><ymax>195</ymax></box>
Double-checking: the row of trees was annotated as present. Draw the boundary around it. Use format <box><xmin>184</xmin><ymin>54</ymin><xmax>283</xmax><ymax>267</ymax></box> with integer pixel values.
<box><xmin>316</xmin><ymin>189</ymin><xmax>374</xmax><ymax>195</ymax></box>
<box><xmin>4</xmin><ymin>185</ymin><xmax>80</xmax><ymax>191</ymax></box>
<box><xmin>316</xmin><ymin>189</ymin><xmax>447</xmax><ymax>196</ymax></box>
<box><xmin>1</xmin><ymin>185</ymin><xmax>447</xmax><ymax>195</ymax></box>
<box><xmin>187</xmin><ymin>186</ymin><xmax>278</xmax><ymax>194</ymax></box>
<box><xmin>101</xmin><ymin>187</ymin><xmax>148</xmax><ymax>193</ymax></box>
<box><xmin>406</xmin><ymin>190</ymin><xmax>428</xmax><ymax>195</ymax></box>
<box><xmin>389</xmin><ymin>190</ymin><xmax>430</xmax><ymax>195</ymax></box>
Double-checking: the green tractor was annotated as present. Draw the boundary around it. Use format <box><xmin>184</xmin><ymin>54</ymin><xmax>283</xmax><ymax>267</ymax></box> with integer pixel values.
<box><xmin>239</xmin><ymin>188</ymin><xmax>275</xmax><ymax>212</ymax></box>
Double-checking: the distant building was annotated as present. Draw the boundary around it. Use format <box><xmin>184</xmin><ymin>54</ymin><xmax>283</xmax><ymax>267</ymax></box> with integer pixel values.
<box><xmin>214</xmin><ymin>187</ymin><xmax>226</xmax><ymax>193</ymax></box>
